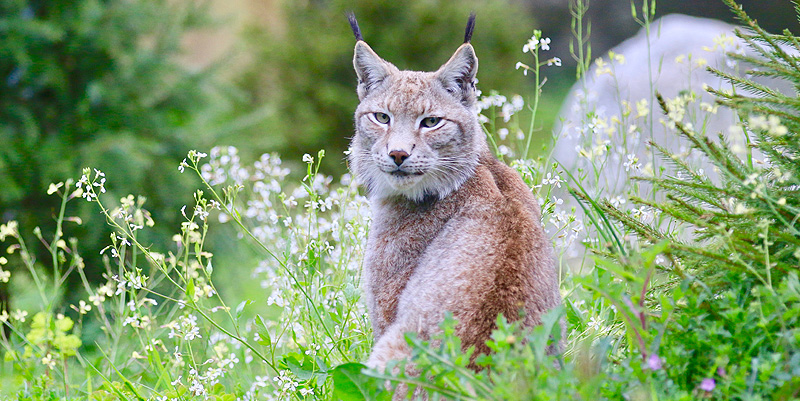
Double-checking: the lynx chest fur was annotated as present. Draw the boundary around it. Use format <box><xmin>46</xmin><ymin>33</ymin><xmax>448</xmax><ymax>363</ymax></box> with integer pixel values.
<box><xmin>347</xmin><ymin>14</ymin><xmax>561</xmax><ymax>371</ymax></box>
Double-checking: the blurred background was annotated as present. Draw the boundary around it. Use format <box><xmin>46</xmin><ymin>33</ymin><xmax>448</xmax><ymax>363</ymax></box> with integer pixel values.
<box><xmin>0</xmin><ymin>0</ymin><xmax>794</xmax><ymax>307</ymax></box>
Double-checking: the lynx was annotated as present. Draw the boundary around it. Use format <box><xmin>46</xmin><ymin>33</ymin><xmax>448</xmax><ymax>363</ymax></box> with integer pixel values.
<box><xmin>348</xmin><ymin>14</ymin><xmax>562</xmax><ymax>372</ymax></box>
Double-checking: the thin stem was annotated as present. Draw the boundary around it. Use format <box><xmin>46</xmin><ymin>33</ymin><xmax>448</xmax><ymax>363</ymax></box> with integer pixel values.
<box><xmin>523</xmin><ymin>48</ymin><xmax>541</xmax><ymax>158</ymax></box>
<box><xmin>51</xmin><ymin>185</ymin><xmax>70</xmax><ymax>310</ymax></box>
<box><xmin>187</xmin><ymin>158</ymin><xmax>350</xmax><ymax>361</ymax></box>
<box><xmin>16</xmin><ymin>234</ymin><xmax>49</xmax><ymax>307</ymax></box>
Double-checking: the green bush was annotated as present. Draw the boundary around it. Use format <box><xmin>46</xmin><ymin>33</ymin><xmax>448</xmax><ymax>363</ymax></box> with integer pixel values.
<box><xmin>0</xmin><ymin>0</ymin><xmax>241</xmax><ymax>291</ymax></box>
<box><xmin>576</xmin><ymin>0</ymin><xmax>800</xmax><ymax>398</ymax></box>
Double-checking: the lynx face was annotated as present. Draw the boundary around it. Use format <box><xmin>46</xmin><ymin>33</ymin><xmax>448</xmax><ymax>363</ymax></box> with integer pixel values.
<box><xmin>349</xmin><ymin>41</ymin><xmax>485</xmax><ymax>202</ymax></box>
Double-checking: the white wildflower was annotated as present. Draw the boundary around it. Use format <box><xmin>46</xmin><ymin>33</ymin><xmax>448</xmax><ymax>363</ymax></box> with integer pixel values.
<box><xmin>497</xmin><ymin>128</ymin><xmax>509</xmax><ymax>140</ymax></box>
<box><xmin>0</xmin><ymin>221</ymin><xmax>16</xmax><ymax>241</ymax></box>
<box><xmin>748</xmin><ymin>114</ymin><xmax>768</xmax><ymax>131</ymax></box>
<box><xmin>515</xmin><ymin>62</ymin><xmax>530</xmax><ymax>76</ymax></box>
<box><xmin>539</xmin><ymin>37</ymin><xmax>551</xmax><ymax>51</ymax></box>
<box><xmin>47</xmin><ymin>182</ymin><xmax>63</xmax><ymax>195</ymax></box>
<box><xmin>546</xmin><ymin>57</ymin><xmax>562</xmax><ymax>67</ymax></box>
<box><xmin>41</xmin><ymin>353</ymin><xmax>57</xmax><ymax>370</ymax></box>
<box><xmin>12</xmin><ymin>309</ymin><xmax>27</xmax><ymax>322</ymax></box>
<box><xmin>71</xmin><ymin>300</ymin><xmax>92</xmax><ymax>315</ymax></box>
<box><xmin>624</xmin><ymin>154</ymin><xmax>641</xmax><ymax>172</ymax></box>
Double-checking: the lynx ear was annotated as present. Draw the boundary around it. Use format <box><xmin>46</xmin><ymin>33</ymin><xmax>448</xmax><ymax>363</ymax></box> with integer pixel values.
<box><xmin>354</xmin><ymin>41</ymin><xmax>397</xmax><ymax>100</ymax></box>
<box><xmin>436</xmin><ymin>43</ymin><xmax>479</xmax><ymax>106</ymax></box>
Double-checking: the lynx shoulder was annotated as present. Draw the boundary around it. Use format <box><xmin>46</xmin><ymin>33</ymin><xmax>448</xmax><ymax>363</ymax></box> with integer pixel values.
<box><xmin>347</xmin><ymin>14</ymin><xmax>562</xmax><ymax>371</ymax></box>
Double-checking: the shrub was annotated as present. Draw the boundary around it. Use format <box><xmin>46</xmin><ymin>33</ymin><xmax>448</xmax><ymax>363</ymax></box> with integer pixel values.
<box><xmin>579</xmin><ymin>0</ymin><xmax>800</xmax><ymax>398</ymax></box>
<box><xmin>0</xmin><ymin>0</ymin><xmax>242</xmax><ymax>296</ymax></box>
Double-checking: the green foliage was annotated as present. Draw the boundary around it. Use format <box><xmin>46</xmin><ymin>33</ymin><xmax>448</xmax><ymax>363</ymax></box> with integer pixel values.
<box><xmin>331</xmin><ymin>363</ymin><xmax>389</xmax><ymax>401</ymax></box>
<box><xmin>658</xmin><ymin>272</ymin><xmax>800</xmax><ymax>398</ymax></box>
<box><xmin>329</xmin><ymin>311</ymin><xmax>572</xmax><ymax>400</ymax></box>
<box><xmin>2</xmin><ymin>0</ymin><xmax>800</xmax><ymax>400</ymax></box>
<box><xmin>578</xmin><ymin>1</ymin><xmax>800</xmax><ymax>399</ymax></box>
<box><xmin>594</xmin><ymin>0</ymin><xmax>800</xmax><ymax>288</ymax></box>
<box><xmin>24</xmin><ymin>312</ymin><xmax>82</xmax><ymax>357</ymax></box>
<box><xmin>333</xmin><ymin>245</ymin><xmax>797</xmax><ymax>400</ymax></box>
<box><xmin>243</xmin><ymin>0</ymin><xmax>538</xmax><ymax>173</ymax></box>
<box><xmin>0</xmin><ymin>0</ymin><xmax>241</xmax><ymax>286</ymax></box>
<box><xmin>0</xmin><ymin>149</ymin><xmax>373</xmax><ymax>398</ymax></box>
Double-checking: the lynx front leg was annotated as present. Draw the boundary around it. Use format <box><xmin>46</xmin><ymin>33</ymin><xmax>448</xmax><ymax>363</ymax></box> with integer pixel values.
<box><xmin>366</xmin><ymin>324</ymin><xmax>411</xmax><ymax>373</ymax></box>
<box><xmin>367</xmin><ymin>324</ymin><xmax>431</xmax><ymax>401</ymax></box>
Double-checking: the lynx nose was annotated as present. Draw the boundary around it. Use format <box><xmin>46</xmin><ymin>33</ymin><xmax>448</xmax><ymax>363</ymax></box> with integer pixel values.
<box><xmin>388</xmin><ymin>150</ymin><xmax>410</xmax><ymax>166</ymax></box>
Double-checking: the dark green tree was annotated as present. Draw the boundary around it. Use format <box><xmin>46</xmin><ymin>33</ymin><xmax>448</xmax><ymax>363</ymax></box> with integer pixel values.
<box><xmin>0</xmin><ymin>0</ymin><xmax>240</xmax><ymax>300</ymax></box>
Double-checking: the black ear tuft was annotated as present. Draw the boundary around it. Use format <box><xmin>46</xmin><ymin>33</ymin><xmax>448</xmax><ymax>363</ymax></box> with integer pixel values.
<box><xmin>463</xmin><ymin>13</ymin><xmax>476</xmax><ymax>43</ymax></box>
<box><xmin>347</xmin><ymin>12</ymin><xmax>363</xmax><ymax>42</ymax></box>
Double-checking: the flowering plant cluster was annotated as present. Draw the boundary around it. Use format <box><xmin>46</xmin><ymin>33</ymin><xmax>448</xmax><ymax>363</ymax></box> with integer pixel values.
<box><xmin>0</xmin><ymin>150</ymin><xmax>372</xmax><ymax>399</ymax></box>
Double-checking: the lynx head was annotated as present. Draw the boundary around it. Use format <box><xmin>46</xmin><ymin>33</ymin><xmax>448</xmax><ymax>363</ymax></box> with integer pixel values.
<box><xmin>347</xmin><ymin>14</ymin><xmax>486</xmax><ymax>202</ymax></box>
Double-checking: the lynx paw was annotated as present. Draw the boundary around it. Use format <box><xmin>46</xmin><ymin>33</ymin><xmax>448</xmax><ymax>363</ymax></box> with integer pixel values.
<box><xmin>366</xmin><ymin>329</ymin><xmax>411</xmax><ymax>373</ymax></box>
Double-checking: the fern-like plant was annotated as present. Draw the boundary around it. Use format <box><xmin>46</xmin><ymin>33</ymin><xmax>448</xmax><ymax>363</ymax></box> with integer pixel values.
<box><xmin>593</xmin><ymin>0</ymin><xmax>800</xmax><ymax>288</ymax></box>
<box><xmin>584</xmin><ymin>1</ymin><xmax>800</xmax><ymax>397</ymax></box>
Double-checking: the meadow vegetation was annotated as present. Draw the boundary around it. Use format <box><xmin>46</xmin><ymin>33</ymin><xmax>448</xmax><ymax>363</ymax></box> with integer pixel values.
<box><xmin>0</xmin><ymin>0</ymin><xmax>799</xmax><ymax>400</ymax></box>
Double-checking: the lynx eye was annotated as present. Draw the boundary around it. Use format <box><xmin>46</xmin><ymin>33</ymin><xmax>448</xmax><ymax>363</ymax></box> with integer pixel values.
<box><xmin>420</xmin><ymin>117</ymin><xmax>442</xmax><ymax>128</ymax></box>
<box><xmin>373</xmin><ymin>112</ymin><xmax>391</xmax><ymax>124</ymax></box>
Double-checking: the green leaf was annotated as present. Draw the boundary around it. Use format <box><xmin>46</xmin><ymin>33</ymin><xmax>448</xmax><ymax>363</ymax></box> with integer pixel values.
<box><xmin>332</xmin><ymin>363</ymin><xmax>387</xmax><ymax>401</ymax></box>
<box><xmin>281</xmin><ymin>352</ymin><xmax>327</xmax><ymax>382</ymax></box>
<box><xmin>254</xmin><ymin>315</ymin><xmax>272</xmax><ymax>347</ymax></box>
<box><xmin>640</xmin><ymin>240</ymin><xmax>670</xmax><ymax>268</ymax></box>
<box><xmin>593</xmin><ymin>257</ymin><xmax>640</xmax><ymax>283</ymax></box>
<box><xmin>235</xmin><ymin>300</ymin><xmax>252</xmax><ymax>321</ymax></box>
<box><xmin>186</xmin><ymin>279</ymin><xmax>195</xmax><ymax>299</ymax></box>
<box><xmin>529</xmin><ymin>306</ymin><xmax>565</xmax><ymax>361</ymax></box>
